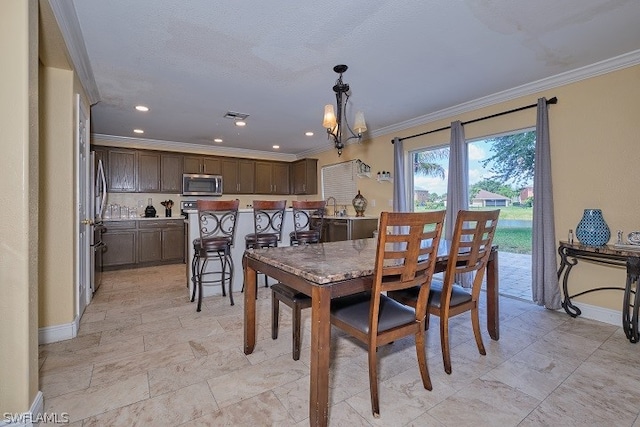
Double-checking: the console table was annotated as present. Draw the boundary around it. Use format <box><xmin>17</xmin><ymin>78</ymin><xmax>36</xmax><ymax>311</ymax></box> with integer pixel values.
<box><xmin>557</xmin><ymin>241</ymin><xmax>640</xmax><ymax>343</ymax></box>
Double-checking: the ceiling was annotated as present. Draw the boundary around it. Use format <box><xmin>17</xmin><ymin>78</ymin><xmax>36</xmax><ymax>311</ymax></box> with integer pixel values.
<box><xmin>70</xmin><ymin>0</ymin><xmax>640</xmax><ymax>157</ymax></box>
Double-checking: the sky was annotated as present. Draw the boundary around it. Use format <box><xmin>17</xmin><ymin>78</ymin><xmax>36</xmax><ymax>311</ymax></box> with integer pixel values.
<box><xmin>413</xmin><ymin>139</ymin><xmax>494</xmax><ymax>196</ymax></box>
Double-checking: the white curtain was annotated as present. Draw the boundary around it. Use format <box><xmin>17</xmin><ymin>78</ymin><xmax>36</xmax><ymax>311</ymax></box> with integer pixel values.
<box><xmin>393</xmin><ymin>137</ymin><xmax>409</xmax><ymax>212</ymax></box>
<box><xmin>532</xmin><ymin>98</ymin><xmax>562</xmax><ymax>309</ymax></box>
<box><xmin>445</xmin><ymin>121</ymin><xmax>469</xmax><ymax>239</ymax></box>
<box><xmin>446</xmin><ymin>121</ymin><xmax>472</xmax><ymax>287</ymax></box>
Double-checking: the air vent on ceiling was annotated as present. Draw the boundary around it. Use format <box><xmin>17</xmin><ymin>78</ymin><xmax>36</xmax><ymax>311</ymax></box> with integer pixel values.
<box><xmin>224</xmin><ymin>111</ymin><xmax>249</xmax><ymax>120</ymax></box>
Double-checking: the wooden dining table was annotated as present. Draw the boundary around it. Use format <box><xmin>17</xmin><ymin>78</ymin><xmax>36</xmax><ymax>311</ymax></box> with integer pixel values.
<box><xmin>243</xmin><ymin>238</ymin><xmax>499</xmax><ymax>426</ymax></box>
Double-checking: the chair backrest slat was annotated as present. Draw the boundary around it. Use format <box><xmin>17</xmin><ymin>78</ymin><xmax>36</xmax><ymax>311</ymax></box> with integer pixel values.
<box><xmin>443</xmin><ymin>209</ymin><xmax>500</xmax><ymax>293</ymax></box>
<box><xmin>371</xmin><ymin>211</ymin><xmax>446</xmax><ymax>317</ymax></box>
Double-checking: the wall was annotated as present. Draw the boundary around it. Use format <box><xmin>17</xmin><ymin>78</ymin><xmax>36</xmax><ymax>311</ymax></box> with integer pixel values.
<box><xmin>0</xmin><ymin>0</ymin><xmax>39</xmax><ymax>414</ymax></box>
<box><xmin>314</xmin><ymin>64</ymin><xmax>640</xmax><ymax>313</ymax></box>
<box><xmin>38</xmin><ymin>66</ymin><xmax>76</xmax><ymax>327</ymax></box>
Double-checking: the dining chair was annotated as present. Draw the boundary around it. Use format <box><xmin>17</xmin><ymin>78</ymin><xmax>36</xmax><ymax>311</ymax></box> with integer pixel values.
<box><xmin>191</xmin><ymin>199</ymin><xmax>240</xmax><ymax>311</ymax></box>
<box><xmin>270</xmin><ymin>200</ymin><xmax>325</xmax><ymax>360</ymax></box>
<box><xmin>388</xmin><ymin>209</ymin><xmax>500</xmax><ymax>374</ymax></box>
<box><xmin>243</xmin><ymin>200</ymin><xmax>287</xmax><ymax>291</ymax></box>
<box><xmin>330</xmin><ymin>210</ymin><xmax>445</xmax><ymax>418</ymax></box>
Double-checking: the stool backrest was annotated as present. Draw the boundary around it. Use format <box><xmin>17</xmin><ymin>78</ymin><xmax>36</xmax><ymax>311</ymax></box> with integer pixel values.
<box><xmin>291</xmin><ymin>200</ymin><xmax>326</xmax><ymax>243</ymax></box>
<box><xmin>196</xmin><ymin>199</ymin><xmax>240</xmax><ymax>244</ymax></box>
<box><xmin>252</xmin><ymin>200</ymin><xmax>287</xmax><ymax>241</ymax></box>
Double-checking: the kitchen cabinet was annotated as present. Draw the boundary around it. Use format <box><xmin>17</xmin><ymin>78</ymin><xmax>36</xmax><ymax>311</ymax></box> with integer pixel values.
<box><xmin>161</xmin><ymin>153</ymin><xmax>184</xmax><ymax>193</ymax></box>
<box><xmin>102</xmin><ymin>221</ymin><xmax>137</xmax><ymax>267</ymax></box>
<box><xmin>103</xmin><ymin>219</ymin><xmax>185</xmax><ymax>269</ymax></box>
<box><xmin>290</xmin><ymin>158</ymin><xmax>317</xmax><ymax>195</ymax></box>
<box><xmin>314</xmin><ymin>217</ymin><xmax>378</xmax><ymax>243</ymax></box>
<box><xmin>107</xmin><ymin>148</ymin><xmax>136</xmax><ymax>192</ymax></box>
<box><xmin>222</xmin><ymin>158</ymin><xmax>255</xmax><ymax>194</ymax></box>
<box><xmin>255</xmin><ymin>161</ymin><xmax>289</xmax><ymax>194</ymax></box>
<box><xmin>137</xmin><ymin>151</ymin><xmax>161</xmax><ymax>192</ymax></box>
<box><xmin>184</xmin><ymin>155</ymin><xmax>221</xmax><ymax>175</ymax></box>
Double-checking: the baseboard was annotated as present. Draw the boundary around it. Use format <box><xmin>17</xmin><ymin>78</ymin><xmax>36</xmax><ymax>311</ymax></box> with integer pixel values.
<box><xmin>0</xmin><ymin>391</ymin><xmax>44</xmax><ymax>427</ymax></box>
<box><xmin>572</xmin><ymin>301</ymin><xmax>621</xmax><ymax>327</ymax></box>
<box><xmin>38</xmin><ymin>315</ymin><xmax>79</xmax><ymax>344</ymax></box>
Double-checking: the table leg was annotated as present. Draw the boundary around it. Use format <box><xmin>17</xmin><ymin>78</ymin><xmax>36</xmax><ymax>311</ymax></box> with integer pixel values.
<box><xmin>486</xmin><ymin>250</ymin><xmax>499</xmax><ymax>341</ymax></box>
<box><xmin>309</xmin><ymin>286</ymin><xmax>331</xmax><ymax>427</ymax></box>
<box><xmin>243</xmin><ymin>255</ymin><xmax>257</xmax><ymax>355</ymax></box>
<box><xmin>623</xmin><ymin>257</ymin><xmax>640</xmax><ymax>343</ymax></box>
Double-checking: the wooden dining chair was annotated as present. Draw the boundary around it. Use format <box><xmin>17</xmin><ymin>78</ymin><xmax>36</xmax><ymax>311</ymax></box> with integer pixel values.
<box><xmin>388</xmin><ymin>209</ymin><xmax>499</xmax><ymax>375</ymax></box>
<box><xmin>269</xmin><ymin>200</ymin><xmax>325</xmax><ymax>360</ymax></box>
<box><xmin>330</xmin><ymin>210</ymin><xmax>445</xmax><ymax>418</ymax></box>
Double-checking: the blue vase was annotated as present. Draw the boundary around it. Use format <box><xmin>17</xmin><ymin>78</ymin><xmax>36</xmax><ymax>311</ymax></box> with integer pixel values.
<box><xmin>575</xmin><ymin>209</ymin><xmax>610</xmax><ymax>246</ymax></box>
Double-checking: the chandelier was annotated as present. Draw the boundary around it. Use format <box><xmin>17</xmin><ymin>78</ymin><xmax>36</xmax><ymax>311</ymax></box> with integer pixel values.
<box><xmin>322</xmin><ymin>64</ymin><xmax>366</xmax><ymax>156</ymax></box>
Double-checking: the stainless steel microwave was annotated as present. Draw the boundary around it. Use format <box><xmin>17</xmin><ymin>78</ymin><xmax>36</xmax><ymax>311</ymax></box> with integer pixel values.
<box><xmin>182</xmin><ymin>173</ymin><xmax>223</xmax><ymax>196</ymax></box>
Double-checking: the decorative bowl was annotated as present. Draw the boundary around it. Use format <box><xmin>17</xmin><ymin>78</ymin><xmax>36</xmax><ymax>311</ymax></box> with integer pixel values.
<box><xmin>628</xmin><ymin>231</ymin><xmax>640</xmax><ymax>245</ymax></box>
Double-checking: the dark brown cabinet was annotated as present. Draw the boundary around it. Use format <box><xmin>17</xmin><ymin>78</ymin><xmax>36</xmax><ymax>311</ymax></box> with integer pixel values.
<box><xmin>137</xmin><ymin>151</ymin><xmax>161</xmax><ymax>192</ymax></box>
<box><xmin>222</xmin><ymin>158</ymin><xmax>255</xmax><ymax>194</ymax></box>
<box><xmin>102</xmin><ymin>221</ymin><xmax>137</xmax><ymax>267</ymax></box>
<box><xmin>314</xmin><ymin>217</ymin><xmax>378</xmax><ymax>243</ymax></box>
<box><xmin>103</xmin><ymin>219</ymin><xmax>185</xmax><ymax>269</ymax></box>
<box><xmin>161</xmin><ymin>153</ymin><xmax>184</xmax><ymax>193</ymax></box>
<box><xmin>291</xmin><ymin>158</ymin><xmax>318</xmax><ymax>195</ymax></box>
<box><xmin>107</xmin><ymin>149</ymin><xmax>136</xmax><ymax>192</ymax></box>
<box><xmin>255</xmin><ymin>161</ymin><xmax>289</xmax><ymax>194</ymax></box>
<box><xmin>97</xmin><ymin>146</ymin><xmax>317</xmax><ymax>195</ymax></box>
<box><xmin>184</xmin><ymin>155</ymin><xmax>221</xmax><ymax>175</ymax></box>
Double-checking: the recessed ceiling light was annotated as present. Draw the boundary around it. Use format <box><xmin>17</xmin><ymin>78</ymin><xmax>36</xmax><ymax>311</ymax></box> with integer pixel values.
<box><xmin>305</xmin><ymin>131</ymin><xmax>314</xmax><ymax>136</ymax></box>
<box><xmin>273</xmin><ymin>145</ymin><xmax>280</xmax><ymax>149</ymax></box>
<box><xmin>214</xmin><ymin>138</ymin><xmax>223</xmax><ymax>143</ymax></box>
<box><xmin>133</xmin><ymin>129</ymin><xmax>144</xmax><ymax>134</ymax></box>
<box><xmin>135</xmin><ymin>105</ymin><xmax>149</xmax><ymax>112</ymax></box>
<box><xmin>235</xmin><ymin>121</ymin><xmax>246</xmax><ymax>127</ymax></box>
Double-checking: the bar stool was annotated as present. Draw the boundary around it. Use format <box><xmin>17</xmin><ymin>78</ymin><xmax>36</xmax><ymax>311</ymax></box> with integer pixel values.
<box><xmin>191</xmin><ymin>199</ymin><xmax>240</xmax><ymax>311</ymax></box>
<box><xmin>243</xmin><ymin>200</ymin><xmax>287</xmax><ymax>291</ymax></box>
<box><xmin>289</xmin><ymin>200</ymin><xmax>326</xmax><ymax>245</ymax></box>
<box><xmin>272</xmin><ymin>200</ymin><xmax>326</xmax><ymax>360</ymax></box>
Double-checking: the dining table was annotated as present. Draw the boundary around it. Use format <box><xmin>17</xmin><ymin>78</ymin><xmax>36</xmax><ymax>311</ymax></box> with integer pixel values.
<box><xmin>243</xmin><ymin>238</ymin><xmax>499</xmax><ymax>426</ymax></box>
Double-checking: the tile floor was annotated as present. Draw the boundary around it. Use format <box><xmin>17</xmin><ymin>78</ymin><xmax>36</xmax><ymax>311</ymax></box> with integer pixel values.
<box><xmin>39</xmin><ymin>262</ymin><xmax>640</xmax><ymax>426</ymax></box>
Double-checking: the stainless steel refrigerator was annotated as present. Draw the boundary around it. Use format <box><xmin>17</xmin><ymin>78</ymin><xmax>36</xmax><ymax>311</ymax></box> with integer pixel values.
<box><xmin>90</xmin><ymin>151</ymin><xmax>107</xmax><ymax>293</ymax></box>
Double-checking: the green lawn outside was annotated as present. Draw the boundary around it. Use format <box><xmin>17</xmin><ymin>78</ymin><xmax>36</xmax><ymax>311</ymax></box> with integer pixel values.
<box><xmin>415</xmin><ymin>205</ymin><xmax>533</xmax><ymax>254</ymax></box>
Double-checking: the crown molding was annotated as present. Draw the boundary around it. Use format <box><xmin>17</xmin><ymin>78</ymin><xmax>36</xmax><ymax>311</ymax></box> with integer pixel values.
<box><xmin>91</xmin><ymin>134</ymin><xmax>298</xmax><ymax>162</ymax></box>
<box><xmin>46</xmin><ymin>0</ymin><xmax>100</xmax><ymax>104</ymax></box>
<box><xmin>371</xmin><ymin>49</ymin><xmax>640</xmax><ymax>140</ymax></box>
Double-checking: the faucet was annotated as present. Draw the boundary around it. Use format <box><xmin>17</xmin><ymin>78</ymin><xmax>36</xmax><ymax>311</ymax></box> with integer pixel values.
<box><xmin>326</xmin><ymin>196</ymin><xmax>337</xmax><ymax>216</ymax></box>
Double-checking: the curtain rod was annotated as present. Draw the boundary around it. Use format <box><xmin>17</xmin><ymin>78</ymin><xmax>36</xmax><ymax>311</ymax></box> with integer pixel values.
<box><xmin>392</xmin><ymin>96</ymin><xmax>557</xmax><ymax>143</ymax></box>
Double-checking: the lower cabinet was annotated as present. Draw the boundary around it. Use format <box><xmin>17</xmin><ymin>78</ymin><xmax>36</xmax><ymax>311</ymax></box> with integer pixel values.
<box><xmin>314</xmin><ymin>217</ymin><xmax>378</xmax><ymax>242</ymax></box>
<box><xmin>103</xmin><ymin>219</ymin><xmax>185</xmax><ymax>269</ymax></box>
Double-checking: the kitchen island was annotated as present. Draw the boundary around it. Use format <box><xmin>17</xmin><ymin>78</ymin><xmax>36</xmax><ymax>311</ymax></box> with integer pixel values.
<box><xmin>185</xmin><ymin>208</ymin><xmax>378</xmax><ymax>298</ymax></box>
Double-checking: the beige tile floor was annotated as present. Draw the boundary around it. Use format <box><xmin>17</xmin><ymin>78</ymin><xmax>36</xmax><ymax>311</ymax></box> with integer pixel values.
<box><xmin>39</xmin><ymin>262</ymin><xmax>640</xmax><ymax>426</ymax></box>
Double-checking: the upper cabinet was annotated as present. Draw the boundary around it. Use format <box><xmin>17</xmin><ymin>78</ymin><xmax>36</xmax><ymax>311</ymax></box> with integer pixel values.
<box><xmin>97</xmin><ymin>146</ymin><xmax>317</xmax><ymax>196</ymax></box>
<box><xmin>160</xmin><ymin>153</ymin><xmax>184</xmax><ymax>193</ymax></box>
<box><xmin>290</xmin><ymin>158</ymin><xmax>318</xmax><ymax>194</ymax></box>
<box><xmin>255</xmin><ymin>161</ymin><xmax>290</xmax><ymax>195</ymax></box>
<box><xmin>137</xmin><ymin>151</ymin><xmax>161</xmax><ymax>192</ymax></box>
<box><xmin>183</xmin><ymin>155</ymin><xmax>221</xmax><ymax>175</ymax></box>
<box><xmin>107</xmin><ymin>148</ymin><xmax>137</xmax><ymax>192</ymax></box>
<box><xmin>222</xmin><ymin>158</ymin><xmax>255</xmax><ymax>194</ymax></box>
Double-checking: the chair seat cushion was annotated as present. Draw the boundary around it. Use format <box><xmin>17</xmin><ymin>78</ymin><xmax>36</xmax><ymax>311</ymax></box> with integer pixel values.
<box><xmin>245</xmin><ymin>233</ymin><xmax>279</xmax><ymax>248</ymax></box>
<box><xmin>391</xmin><ymin>280</ymin><xmax>472</xmax><ymax>309</ymax></box>
<box><xmin>331</xmin><ymin>292</ymin><xmax>416</xmax><ymax>334</ymax></box>
<box><xmin>193</xmin><ymin>237</ymin><xmax>231</xmax><ymax>254</ymax></box>
<box><xmin>271</xmin><ymin>282</ymin><xmax>311</xmax><ymax>306</ymax></box>
<box><xmin>290</xmin><ymin>230</ymin><xmax>320</xmax><ymax>244</ymax></box>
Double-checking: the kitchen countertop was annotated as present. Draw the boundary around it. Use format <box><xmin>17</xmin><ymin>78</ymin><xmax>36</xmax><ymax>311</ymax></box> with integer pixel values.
<box><xmin>103</xmin><ymin>216</ymin><xmax>186</xmax><ymax>221</ymax></box>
